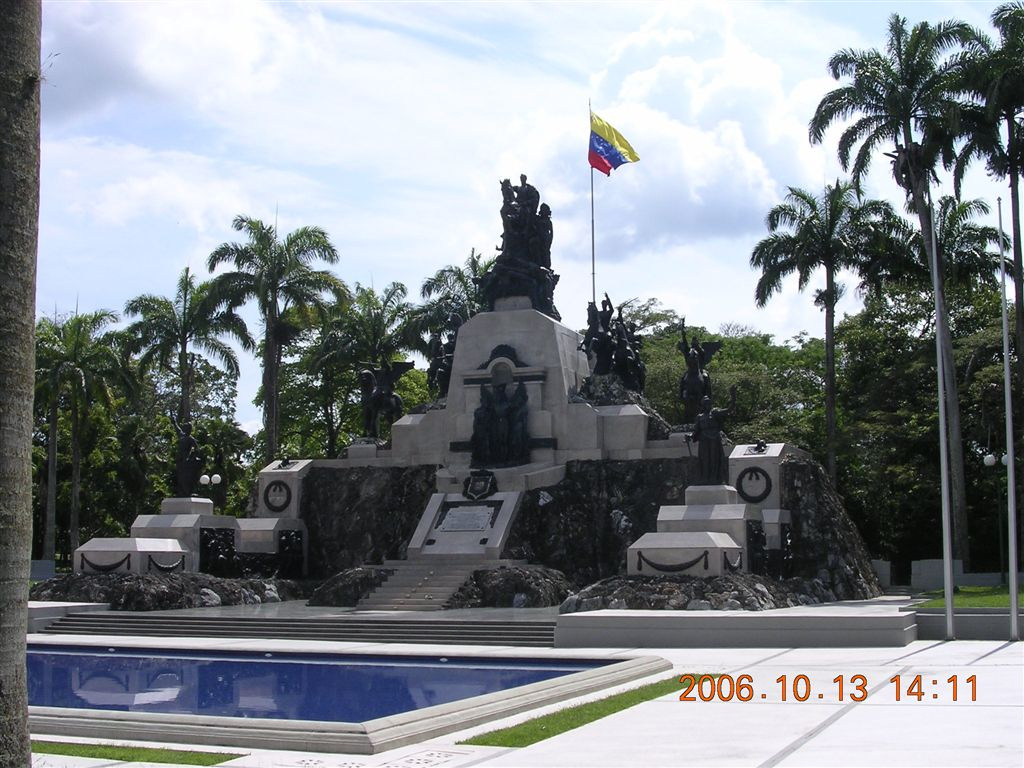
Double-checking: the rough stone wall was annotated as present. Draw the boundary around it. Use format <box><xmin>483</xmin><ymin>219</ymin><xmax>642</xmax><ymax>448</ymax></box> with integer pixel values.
<box><xmin>780</xmin><ymin>455</ymin><xmax>881</xmax><ymax>599</ymax></box>
<box><xmin>447</xmin><ymin>566</ymin><xmax>572</xmax><ymax>609</ymax></box>
<box><xmin>503</xmin><ymin>458</ymin><xmax>691</xmax><ymax>586</ymax></box>
<box><xmin>29</xmin><ymin>573</ymin><xmax>307</xmax><ymax>610</ymax></box>
<box><xmin>300</xmin><ymin>465</ymin><xmax>437</xmax><ymax>577</ymax></box>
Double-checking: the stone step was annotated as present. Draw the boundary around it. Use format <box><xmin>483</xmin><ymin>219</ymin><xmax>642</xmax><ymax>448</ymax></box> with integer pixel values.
<box><xmin>41</xmin><ymin>613</ymin><xmax>556</xmax><ymax>646</ymax></box>
<box><xmin>45</xmin><ymin>613</ymin><xmax>554</xmax><ymax>630</ymax></box>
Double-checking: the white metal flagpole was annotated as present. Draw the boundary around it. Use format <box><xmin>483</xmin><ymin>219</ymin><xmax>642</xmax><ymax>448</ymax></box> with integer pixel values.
<box><xmin>589</xmin><ymin>102</ymin><xmax>597</xmax><ymax>304</ymax></box>
<box><xmin>997</xmin><ymin>197</ymin><xmax>1020</xmax><ymax>641</ymax></box>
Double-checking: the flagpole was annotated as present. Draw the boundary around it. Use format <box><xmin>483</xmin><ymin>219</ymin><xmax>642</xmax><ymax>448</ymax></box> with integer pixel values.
<box><xmin>589</xmin><ymin>102</ymin><xmax>597</xmax><ymax>304</ymax></box>
<box><xmin>997</xmin><ymin>197</ymin><xmax>1020</xmax><ymax>641</ymax></box>
<box><xmin>590</xmin><ymin>166</ymin><xmax>597</xmax><ymax>304</ymax></box>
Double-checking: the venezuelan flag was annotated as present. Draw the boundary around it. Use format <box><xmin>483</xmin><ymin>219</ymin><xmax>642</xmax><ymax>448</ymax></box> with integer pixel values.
<box><xmin>589</xmin><ymin>111</ymin><xmax>639</xmax><ymax>176</ymax></box>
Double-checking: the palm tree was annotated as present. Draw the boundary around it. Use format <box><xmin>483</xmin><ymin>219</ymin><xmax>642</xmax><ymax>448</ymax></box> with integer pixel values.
<box><xmin>751</xmin><ymin>182</ymin><xmax>894</xmax><ymax>484</ymax></box>
<box><xmin>0</xmin><ymin>3</ymin><xmax>41</xmax><ymax>761</ymax></box>
<box><xmin>207</xmin><ymin>215</ymin><xmax>347</xmax><ymax>463</ymax></box>
<box><xmin>341</xmin><ymin>282</ymin><xmax>418</xmax><ymax>368</ymax></box>
<box><xmin>123</xmin><ymin>267</ymin><xmax>253</xmax><ymax>494</ymax></box>
<box><xmin>955</xmin><ymin>3</ymin><xmax>1024</xmax><ymax>423</ymax></box>
<box><xmin>35</xmin><ymin>311</ymin><xmax>120</xmax><ymax>555</ymax></box>
<box><xmin>858</xmin><ymin>197</ymin><xmax>1004</xmax><ymax>292</ymax></box>
<box><xmin>809</xmin><ymin>13</ymin><xmax>976</xmax><ymax>563</ymax></box>
<box><xmin>411</xmin><ymin>249</ymin><xmax>495</xmax><ymax>346</ymax></box>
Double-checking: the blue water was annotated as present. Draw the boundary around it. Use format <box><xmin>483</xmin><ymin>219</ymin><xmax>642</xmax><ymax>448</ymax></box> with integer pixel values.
<box><xmin>27</xmin><ymin>645</ymin><xmax>607</xmax><ymax>723</ymax></box>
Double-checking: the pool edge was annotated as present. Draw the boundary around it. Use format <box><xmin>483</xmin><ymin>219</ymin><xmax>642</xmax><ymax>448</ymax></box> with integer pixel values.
<box><xmin>28</xmin><ymin>654</ymin><xmax>671</xmax><ymax>754</ymax></box>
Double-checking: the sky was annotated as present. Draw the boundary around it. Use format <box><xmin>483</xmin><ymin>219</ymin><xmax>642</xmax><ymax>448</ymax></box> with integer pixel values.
<box><xmin>38</xmin><ymin>0</ymin><xmax>1009</xmax><ymax>434</ymax></box>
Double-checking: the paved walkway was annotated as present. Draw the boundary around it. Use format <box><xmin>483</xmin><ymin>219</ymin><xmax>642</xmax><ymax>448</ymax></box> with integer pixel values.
<box><xmin>30</xmin><ymin>637</ymin><xmax>1022</xmax><ymax>768</ymax></box>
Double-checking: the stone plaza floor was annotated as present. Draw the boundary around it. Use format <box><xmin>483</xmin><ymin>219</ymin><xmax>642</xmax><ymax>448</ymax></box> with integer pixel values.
<box><xmin>28</xmin><ymin>625</ymin><xmax>1022</xmax><ymax>768</ymax></box>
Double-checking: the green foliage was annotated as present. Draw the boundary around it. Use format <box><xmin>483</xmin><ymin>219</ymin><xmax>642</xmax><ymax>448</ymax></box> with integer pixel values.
<box><xmin>461</xmin><ymin>675</ymin><xmax>685</xmax><ymax>748</ymax></box>
<box><xmin>31</xmin><ymin>741</ymin><xmax>238</xmax><ymax>765</ymax></box>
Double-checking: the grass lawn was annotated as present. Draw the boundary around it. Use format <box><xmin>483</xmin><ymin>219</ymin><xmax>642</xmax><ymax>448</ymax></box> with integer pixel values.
<box><xmin>918</xmin><ymin>584</ymin><xmax>1024</xmax><ymax>609</ymax></box>
<box><xmin>31</xmin><ymin>740</ymin><xmax>242</xmax><ymax>765</ymax></box>
<box><xmin>460</xmin><ymin>675</ymin><xmax>686</xmax><ymax>748</ymax></box>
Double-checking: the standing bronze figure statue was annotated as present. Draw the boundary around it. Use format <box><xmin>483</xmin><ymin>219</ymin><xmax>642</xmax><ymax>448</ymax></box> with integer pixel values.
<box><xmin>171</xmin><ymin>414</ymin><xmax>203</xmax><ymax>496</ymax></box>
<box><xmin>688</xmin><ymin>385</ymin><xmax>737</xmax><ymax>485</ymax></box>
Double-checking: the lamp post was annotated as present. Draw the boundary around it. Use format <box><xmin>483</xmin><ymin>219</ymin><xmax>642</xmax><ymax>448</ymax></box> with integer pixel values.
<box><xmin>199</xmin><ymin>473</ymin><xmax>222</xmax><ymax>510</ymax></box>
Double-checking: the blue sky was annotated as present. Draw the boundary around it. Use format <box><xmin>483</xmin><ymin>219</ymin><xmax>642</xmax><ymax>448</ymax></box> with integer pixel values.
<box><xmin>38</xmin><ymin>1</ymin><xmax>1007</xmax><ymax>434</ymax></box>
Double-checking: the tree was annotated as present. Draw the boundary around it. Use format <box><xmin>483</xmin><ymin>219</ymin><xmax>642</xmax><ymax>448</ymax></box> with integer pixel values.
<box><xmin>36</xmin><ymin>311</ymin><xmax>121</xmax><ymax>554</ymax></box>
<box><xmin>123</xmin><ymin>267</ymin><xmax>253</xmax><ymax>494</ymax></box>
<box><xmin>809</xmin><ymin>13</ymin><xmax>976</xmax><ymax>563</ymax></box>
<box><xmin>751</xmin><ymin>181</ymin><xmax>893</xmax><ymax>484</ymax></box>
<box><xmin>0</xmin><ymin>1</ymin><xmax>40</xmax><ymax>763</ymax></box>
<box><xmin>411</xmin><ymin>248</ymin><xmax>494</xmax><ymax>345</ymax></box>
<box><xmin>207</xmin><ymin>215</ymin><xmax>347</xmax><ymax>463</ymax></box>
<box><xmin>955</xmin><ymin>3</ymin><xmax>1024</xmax><ymax>434</ymax></box>
<box><xmin>857</xmin><ymin>197</ymin><xmax>1003</xmax><ymax>293</ymax></box>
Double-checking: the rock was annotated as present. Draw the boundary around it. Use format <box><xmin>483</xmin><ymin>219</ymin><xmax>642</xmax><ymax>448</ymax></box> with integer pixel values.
<box><xmin>300</xmin><ymin>465</ymin><xmax>437</xmax><ymax>578</ymax></box>
<box><xmin>29</xmin><ymin>573</ymin><xmax>309</xmax><ymax>611</ymax></box>
<box><xmin>263</xmin><ymin>584</ymin><xmax>281</xmax><ymax>603</ymax></box>
<box><xmin>504</xmin><ymin>459</ymin><xmax>690</xmax><ymax>585</ymax></box>
<box><xmin>780</xmin><ymin>456</ymin><xmax>882</xmax><ymax>600</ymax></box>
<box><xmin>447</xmin><ymin>566</ymin><xmax>572</xmax><ymax>609</ymax></box>
<box><xmin>559</xmin><ymin>572</ymin><xmax>849</xmax><ymax>614</ymax></box>
<box><xmin>307</xmin><ymin>567</ymin><xmax>390</xmax><ymax>607</ymax></box>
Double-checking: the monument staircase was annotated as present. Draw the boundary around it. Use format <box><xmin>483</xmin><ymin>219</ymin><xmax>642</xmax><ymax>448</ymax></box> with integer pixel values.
<box><xmin>357</xmin><ymin>557</ymin><xmax>527</xmax><ymax>611</ymax></box>
<box><xmin>40</xmin><ymin>609</ymin><xmax>556</xmax><ymax>647</ymax></box>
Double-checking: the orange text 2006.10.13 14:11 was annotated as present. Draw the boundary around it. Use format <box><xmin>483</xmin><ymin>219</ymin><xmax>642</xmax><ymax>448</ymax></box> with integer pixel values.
<box><xmin>678</xmin><ymin>674</ymin><xmax>977</xmax><ymax>703</ymax></box>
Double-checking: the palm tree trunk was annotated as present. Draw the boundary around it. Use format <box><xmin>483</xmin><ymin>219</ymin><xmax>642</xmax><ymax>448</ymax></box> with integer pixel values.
<box><xmin>263</xmin><ymin>330</ymin><xmax>279</xmax><ymax>462</ymax></box>
<box><xmin>44</xmin><ymin>388</ymin><xmax>58</xmax><ymax>561</ymax></box>
<box><xmin>70</xmin><ymin>397</ymin><xmax>82</xmax><ymax>554</ymax></box>
<box><xmin>910</xmin><ymin>177</ymin><xmax>971</xmax><ymax>567</ymax></box>
<box><xmin>824</xmin><ymin>266</ymin><xmax>838</xmax><ymax>487</ymax></box>
<box><xmin>0</xmin><ymin>2</ymin><xmax>41</xmax><ymax>763</ymax></box>
<box><xmin>901</xmin><ymin>133</ymin><xmax>971</xmax><ymax>566</ymax></box>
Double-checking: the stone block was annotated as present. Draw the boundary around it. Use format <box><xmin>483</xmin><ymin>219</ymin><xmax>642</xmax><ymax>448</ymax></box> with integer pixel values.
<box><xmin>595</xmin><ymin>404</ymin><xmax>647</xmax><ymax>451</ymax></box>
<box><xmin>75</xmin><ymin>537</ymin><xmax>193</xmax><ymax>575</ymax></box>
<box><xmin>729</xmin><ymin>443</ymin><xmax>808</xmax><ymax>511</ymax></box>
<box><xmin>627</xmin><ymin>531</ymin><xmax>740</xmax><ymax>577</ymax></box>
<box><xmin>761</xmin><ymin>508</ymin><xmax>792</xmax><ymax>550</ymax></box>
<box><xmin>655</xmin><ymin>502</ymin><xmax>760</xmax><ymax>553</ymax></box>
<box><xmin>561</xmin><ymin>403</ymin><xmax>601</xmax><ymax>451</ymax></box>
<box><xmin>346</xmin><ymin>443</ymin><xmax>379</xmax><ymax>460</ymax></box>
<box><xmin>871</xmin><ymin>559</ymin><xmax>891</xmax><ymax>590</ymax></box>
<box><xmin>684</xmin><ymin>485</ymin><xmax>739</xmax><ymax>505</ymax></box>
<box><xmin>159</xmin><ymin>497</ymin><xmax>214</xmax><ymax>515</ymax></box>
<box><xmin>253</xmin><ymin>458</ymin><xmax>313</xmax><ymax>519</ymax></box>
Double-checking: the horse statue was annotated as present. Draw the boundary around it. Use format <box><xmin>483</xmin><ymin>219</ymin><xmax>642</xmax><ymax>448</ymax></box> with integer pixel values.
<box><xmin>359</xmin><ymin>361</ymin><xmax>415</xmax><ymax>439</ymax></box>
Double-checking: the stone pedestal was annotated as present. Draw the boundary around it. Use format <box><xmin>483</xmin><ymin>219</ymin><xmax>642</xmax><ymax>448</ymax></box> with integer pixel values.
<box><xmin>628</xmin><ymin>484</ymin><xmax>763</xmax><ymax>576</ymax></box>
<box><xmin>159</xmin><ymin>497</ymin><xmax>214</xmax><ymax>515</ymax></box>
<box><xmin>253</xmin><ymin>458</ymin><xmax>313</xmax><ymax>519</ymax></box>
<box><xmin>406</xmin><ymin>491</ymin><xmax>523</xmax><ymax>560</ymax></box>
<box><xmin>131</xmin><ymin>513</ymin><xmax>239</xmax><ymax>572</ymax></box>
<box><xmin>75</xmin><ymin>538</ymin><xmax>192</xmax><ymax>575</ymax></box>
<box><xmin>627</xmin><ymin>531</ymin><xmax>741</xmax><ymax>576</ymax></box>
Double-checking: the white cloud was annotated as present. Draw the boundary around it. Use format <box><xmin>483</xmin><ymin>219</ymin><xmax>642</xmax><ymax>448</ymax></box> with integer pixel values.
<box><xmin>37</xmin><ymin>0</ymin><xmax>1011</xmax><ymax>428</ymax></box>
